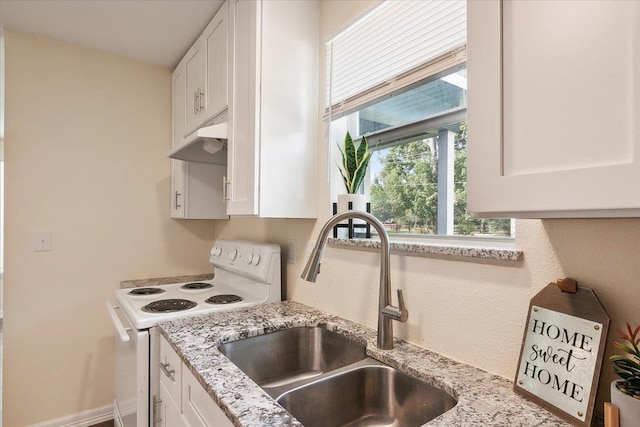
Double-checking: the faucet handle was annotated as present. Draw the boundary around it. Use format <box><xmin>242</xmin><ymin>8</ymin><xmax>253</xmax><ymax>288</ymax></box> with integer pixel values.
<box><xmin>396</xmin><ymin>289</ymin><xmax>409</xmax><ymax>322</ymax></box>
<box><xmin>382</xmin><ymin>289</ymin><xmax>409</xmax><ymax>323</ymax></box>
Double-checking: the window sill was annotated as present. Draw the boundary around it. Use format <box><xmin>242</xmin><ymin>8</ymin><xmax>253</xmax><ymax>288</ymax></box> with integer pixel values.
<box><xmin>327</xmin><ymin>237</ymin><xmax>523</xmax><ymax>263</ymax></box>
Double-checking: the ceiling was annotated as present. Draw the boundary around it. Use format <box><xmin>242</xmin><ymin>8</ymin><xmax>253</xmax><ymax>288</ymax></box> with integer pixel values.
<box><xmin>1</xmin><ymin>0</ymin><xmax>225</xmax><ymax>68</ymax></box>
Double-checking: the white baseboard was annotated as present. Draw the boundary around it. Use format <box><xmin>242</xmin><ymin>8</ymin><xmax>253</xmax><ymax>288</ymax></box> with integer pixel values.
<box><xmin>29</xmin><ymin>404</ymin><xmax>113</xmax><ymax>427</ymax></box>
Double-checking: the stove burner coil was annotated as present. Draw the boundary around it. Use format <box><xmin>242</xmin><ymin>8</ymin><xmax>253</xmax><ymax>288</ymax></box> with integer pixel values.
<box><xmin>128</xmin><ymin>287</ymin><xmax>166</xmax><ymax>296</ymax></box>
<box><xmin>142</xmin><ymin>299</ymin><xmax>197</xmax><ymax>313</ymax></box>
<box><xmin>205</xmin><ymin>294</ymin><xmax>244</xmax><ymax>305</ymax></box>
<box><xmin>181</xmin><ymin>282</ymin><xmax>213</xmax><ymax>290</ymax></box>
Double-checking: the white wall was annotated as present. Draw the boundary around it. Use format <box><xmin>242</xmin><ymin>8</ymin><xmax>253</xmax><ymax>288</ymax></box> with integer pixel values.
<box><xmin>215</xmin><ymin>0</ymin><xmax>640</xmax><ymax>419</ymax></box>
<box><xmin>3</xmin><ymin>32</ymin><xmax>217</xmax><ymax>426</ymax></box>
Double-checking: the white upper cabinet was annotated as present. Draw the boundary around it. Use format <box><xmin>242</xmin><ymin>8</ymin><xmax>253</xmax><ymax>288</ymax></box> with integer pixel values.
<box><xmin>226</xmin><ymin>0</ymin><xmax>318</xmax><ymax>218</ymax></box>
<box><xmin>467</xmin><ymin>0</ymin><xmax>640</xmax><ymax>218</ymax></box>
<box><xmin>172</xmin><ymin>57</ymin><xmax>228</xmax><ymax>220</ymax></box>
<box><xmin>184</xmin><ymin>1</ymin><xmax>228</xmax><ymax>136</ymax></box>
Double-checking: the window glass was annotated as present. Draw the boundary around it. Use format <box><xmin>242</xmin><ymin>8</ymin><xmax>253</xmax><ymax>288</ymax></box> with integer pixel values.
<box><xmin>331</xmin><ymin>68</ymin><xmax>512</xmax><ymax>238</ymax></box>
<box><xmin>369</xmin><ymin>121</ymin><xmax>511</xmax><ymax>237</ymax></box>
<box><xmin>359</xmin><ymin>68</ymin><xmax>467</xmax><ymax>135</ymax></box>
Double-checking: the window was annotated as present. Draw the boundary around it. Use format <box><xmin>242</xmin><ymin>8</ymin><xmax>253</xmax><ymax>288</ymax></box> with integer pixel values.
<box><xmin>327</xmin><ymin>0</ymin><xmax>512</xmax><ymax>239</ymax></box>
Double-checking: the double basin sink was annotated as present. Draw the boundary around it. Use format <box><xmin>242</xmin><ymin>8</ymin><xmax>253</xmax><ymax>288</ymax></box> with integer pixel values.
<box><xmin>218</xmin><ymin>327</ymin><xmax>457</xmax><ymax>427</ymax></box>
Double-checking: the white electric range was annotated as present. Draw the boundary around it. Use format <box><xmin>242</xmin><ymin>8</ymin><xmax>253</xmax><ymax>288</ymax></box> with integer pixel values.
<box><xmin>107</xmin><ymin>240</ymin><xmax>281</xmax><ymax>427</ymax></box>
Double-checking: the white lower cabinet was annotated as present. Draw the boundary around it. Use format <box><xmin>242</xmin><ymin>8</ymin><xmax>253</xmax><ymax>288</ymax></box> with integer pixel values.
<box><xmin>158</xmin><ymin>336</ymin><xmax>234</xmax><ymax>427</ymax></box>
<box><xmin>158</xmin><ymin>380</ymin><xmax>183</xmax><ymax>427</ymax></box>
<box><xmin>182</xmin><ymin>366</ymin><xmax>234</xmax><ymax>427</ymax></box>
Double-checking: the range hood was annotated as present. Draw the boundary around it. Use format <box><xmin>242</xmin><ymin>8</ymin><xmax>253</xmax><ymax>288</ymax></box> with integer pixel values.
<box><xmin>167</xmin><ymin>122</ymin><xmax>227</xmax><ymax>164</ymax></box>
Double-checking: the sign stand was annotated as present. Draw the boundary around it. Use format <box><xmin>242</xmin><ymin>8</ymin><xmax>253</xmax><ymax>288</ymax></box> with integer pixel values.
<box><xmin>514</xmin><ymin>279</ymin><xmax>609</xmax><ymax>427</ymax></box>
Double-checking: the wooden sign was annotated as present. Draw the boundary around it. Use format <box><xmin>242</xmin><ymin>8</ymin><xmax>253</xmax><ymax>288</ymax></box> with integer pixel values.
<box><xmin>514</xmin><ymin>281</ymin><xmax>609</xmax><ymax>427</ymax></box>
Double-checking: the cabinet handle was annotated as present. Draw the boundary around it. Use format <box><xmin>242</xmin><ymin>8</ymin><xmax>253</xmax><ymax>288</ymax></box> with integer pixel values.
<box><xmin>222</xmin><ymin>176</ymin><xmax>230</xmax><ymax>202</ymax></box>
<box><xmin>194</xmin><ymin>90</ymin><xmax>198</xmax><ymax>115</ymax></box>
<box><xmin>153</xmin><ymin>395</ymin><xmax>162</xmax><ymax>425</ymax></box>
<box><xmin>199</xmin><ymin>89</ymin><xmax>205</xmax><ymax>112</ymax></box>
<box><xmin>175</xmin><ymin>191</ymin><xmax>181</xmax><ymax>209</ymax></box>
<box><xmin>160</xmin><ymin>362</ymin><xmax>175</xmax><ymax>381</ymax></box>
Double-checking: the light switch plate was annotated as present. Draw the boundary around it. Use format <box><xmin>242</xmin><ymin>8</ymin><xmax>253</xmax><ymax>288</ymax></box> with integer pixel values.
<box><xmin>34</xmin><ymin>231</ymin><xmax>51</xmax><ymax>252</ymax></box>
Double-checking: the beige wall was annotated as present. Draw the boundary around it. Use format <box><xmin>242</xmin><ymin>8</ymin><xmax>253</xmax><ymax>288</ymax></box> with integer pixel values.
<box><xmin>217</xmin><ymin>0</ymin><xmax>640</xmax><ymax>419</ymax></box>
<box><xmin>3</xmin><ymin>32</ymin><xmax>216</xmax><ymax>425</ymax></box>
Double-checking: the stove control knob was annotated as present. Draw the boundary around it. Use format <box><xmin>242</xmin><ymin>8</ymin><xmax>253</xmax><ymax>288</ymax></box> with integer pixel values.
<box><xmin>246</xmin><ymin>253</ymin><xmax>254</xmax><ymax>264</ymax></box>
<box><xmin>228</xmin><ymin>249</ymin><xmax>237</xmax><ymax>261</ymax></box>
<box><xmin>251</xmin><ymin>254</ymin><xmax>261</xmax><ymax>266</ymax></box>
<box><xmin>212</xmin><ymin>247</ymin><xmax>222</xmax><ymax>257</ymax></box>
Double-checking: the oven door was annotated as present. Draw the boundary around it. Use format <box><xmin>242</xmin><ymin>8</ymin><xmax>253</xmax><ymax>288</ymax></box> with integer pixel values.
<box><xmin>106</xmin><ymin>301</ymin><xmax>150</xmax><ymax>427</ymax></box>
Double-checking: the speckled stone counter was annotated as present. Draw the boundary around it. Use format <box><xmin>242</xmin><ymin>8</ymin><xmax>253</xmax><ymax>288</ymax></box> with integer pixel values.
<box><xmin>159</xmin><ymin>301</ymin><xmax>570</xmax><ymax>427</ymax></box>
<box><xmin>328</xmin><ymin>237</ymin><xmax>523</xmax><ymax>262</ymax></box>
<box><xmin>120</xmin><ymin>273</ymin><xmax>214</xmax><ymax>288</ymax></box>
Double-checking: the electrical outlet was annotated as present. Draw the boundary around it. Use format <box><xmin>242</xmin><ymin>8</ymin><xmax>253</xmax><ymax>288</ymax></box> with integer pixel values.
<box><xmin>34</xmin><ymin>231</ymin><xmax>51</xmax><ymax>252</ymax></box>
<box><xmin>287</xmin><ymin>240</ymin><xmax>296</xmax><ymax>264</ymax></box>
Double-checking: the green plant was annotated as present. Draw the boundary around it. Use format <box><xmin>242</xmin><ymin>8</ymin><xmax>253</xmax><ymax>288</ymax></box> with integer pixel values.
<box><xmin>610</xmin><ymin>322</ymin><xmax>640</xmax><ymax>397</ymax></box>
<box><xmin>337</xmin><ymin>132</ymin><xmax>372</xmax><ymax>194</ymax></box>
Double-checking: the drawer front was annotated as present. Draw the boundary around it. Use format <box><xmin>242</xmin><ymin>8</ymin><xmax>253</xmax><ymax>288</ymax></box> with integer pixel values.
<box><xmin>182</xmin><ymin>367</ymin><xmax>234</xmax><ymax>427</ymax></box>
<box><xmin>159</xmin><ymin>336</ymin><xmax>183</xmax><ymax>409</ymax></box>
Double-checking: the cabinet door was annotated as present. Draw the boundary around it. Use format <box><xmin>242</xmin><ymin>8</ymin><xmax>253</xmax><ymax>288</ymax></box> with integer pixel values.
<box><xmin>171</xmin><ymin>160</ymin><xmax>186</xmax><ymax>218</ymax></box>
<box><xmin>182</xmin><ymin>366</ymin><xmax>234</xmax><ymax>427</ymax></box>
<box><xmin>171</xmin><ymin>65</ymin><xmax>186</xmax><ymax>218</ymax></box>
<box><xmin>184</xmin><ymin>42</ymin><xmax>207</xmax><ymax>136</ymax></box>
<box><xmin>158</xmin><ymin>380</ymin><xmax>187</xmax><ymax>427</ymax></box>
<box><xmin>159</xmin><ymin>337</ymin><xmax>183</xmax><ymax>408</ymax></box>
<box><xmin>183</xmin><ymin>163</ymin><xmax>228</xmax><ymax>219</ymax></box>
<box><xmin>227</xmin><ymin>0</ymin><xmax>259</xmax><ymax>215</ymax></box>
<box><xmin>202</xmin><ymin>1</ymin><xmax>228</xmax><ymax>120</ymax></box>
<box><xmin>467</xmin><ymin>0</ymin><xmax>640</xmax><ymax>218</ymax></box>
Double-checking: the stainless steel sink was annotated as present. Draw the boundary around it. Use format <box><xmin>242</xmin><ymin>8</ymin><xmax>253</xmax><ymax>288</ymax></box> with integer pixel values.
<box><xmin>218</xmin><ymin>327</ymin><xmax>367</xmax><ymax>390</ymax></box>
<box><xmin>276</xmin><ymin>362</ymin><xmax>457</xmax><ymax>427</ymax></box>
<box><xmin>219</xmin><ymin>327</ymin><xmax>457</xmax><ymax>426</ymax></box>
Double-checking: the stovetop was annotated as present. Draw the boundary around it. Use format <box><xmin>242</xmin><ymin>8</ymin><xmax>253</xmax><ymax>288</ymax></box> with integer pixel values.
<box><xmin>115</xmin><ymin>278</ymin><xmax>269</xmax><ymax>329</ymax></box>
<box><xmin>115</xmin><ymin>240</ymin><xmax>282</xmax><ymax>329</ymax></box>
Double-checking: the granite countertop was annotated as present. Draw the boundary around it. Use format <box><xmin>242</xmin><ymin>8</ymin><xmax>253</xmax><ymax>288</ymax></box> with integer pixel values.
<box><xmin>328</xmin><ymin>237</ymin><xmax>523</xmax><ymax>262</ymax></box>
<box><xmin>159</xmin><ymin>301</ymin><xmax>571</xmax><ymax>427</ymax></box>
<box><xmin>120</xmin><ymin>273</ymin><xmax>214</xmax><ymax>288</ymax></box>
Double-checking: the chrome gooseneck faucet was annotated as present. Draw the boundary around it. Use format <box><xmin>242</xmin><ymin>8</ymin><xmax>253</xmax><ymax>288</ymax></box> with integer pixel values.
<box><xmin>301</xmin><ymin>210</ymin><xmax>408</xmax><ymax>350</ymax></box>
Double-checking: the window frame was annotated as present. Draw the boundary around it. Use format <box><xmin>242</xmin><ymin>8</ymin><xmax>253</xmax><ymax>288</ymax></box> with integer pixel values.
<box><xmin>325</xmin><ymin>0</ymin><xmax>514</xmax><ymax>242</ymax></box>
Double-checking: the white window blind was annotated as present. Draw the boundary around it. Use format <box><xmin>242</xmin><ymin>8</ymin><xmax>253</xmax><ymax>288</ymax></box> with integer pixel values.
<box><xmin>327</xmin><ymin>0</ymin><xmax>466</xmax><ymax>118</ymax></box>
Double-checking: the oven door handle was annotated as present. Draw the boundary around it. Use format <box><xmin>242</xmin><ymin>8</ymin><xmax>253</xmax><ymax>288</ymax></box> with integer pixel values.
<box><xmin>105</xmin><ymin>301</ymin><xmax>132</xmax><ymax>343</ymax></box>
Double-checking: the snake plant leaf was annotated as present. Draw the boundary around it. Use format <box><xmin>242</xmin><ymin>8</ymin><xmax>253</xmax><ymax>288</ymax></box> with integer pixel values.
<box><xmin>344</xmin><ymin>132</ymin><xmax>358</xmax><ymax>181</ymax></box>
<box><xmin>351</xmin><ymin>150</ymin><xmax>372</xmax><ymax>193</ymax></box>
<box><xmin>336</xmin><ymin>131</ymin><xmax>372</xmax><ymax>193</ymax></box>
<box><xmin>336</xmin><ymin>161</ymin><xmax>350</xmax><ymax>189</ymax></box>
<box><xmin>356</xmin><ymin>134</ymin><xmax>369</xmax><ymax>166</ymax></box>
<box><xmin>337</xmin><ymin>144</ymin><xmax>354</xmax><ymax>190</ymax></box>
